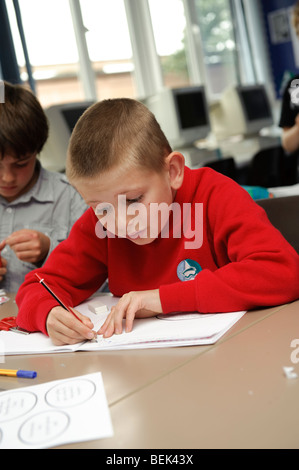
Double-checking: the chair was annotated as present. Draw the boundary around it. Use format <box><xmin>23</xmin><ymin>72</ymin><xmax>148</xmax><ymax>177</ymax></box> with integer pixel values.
<box><xmin>246</xmin><ymin>146</ymin><xmax>299</xmax><ymax>188</ymax></box>
<box><xmin>256</xmin><ymin>195</ymin><xmax>299</xmax><ymax>254</ymax></box>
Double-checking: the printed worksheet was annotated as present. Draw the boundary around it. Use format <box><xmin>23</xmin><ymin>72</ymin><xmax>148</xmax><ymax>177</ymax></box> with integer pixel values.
<box><xmin>0</xmin><ymin>372</ymin><xmax>113</xmax><ymax>449</ymax></box>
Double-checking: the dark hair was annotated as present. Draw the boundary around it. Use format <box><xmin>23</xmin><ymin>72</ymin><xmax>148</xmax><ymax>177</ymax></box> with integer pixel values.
<box><xmin>0</xmin><ymin>81</ymin><xmax>49</xmax><ymax>158</ymax></box>
<box><xmin>67</xmin><ymin>98</ymin><xmax>172</xmax><ymax>180</ymax></box>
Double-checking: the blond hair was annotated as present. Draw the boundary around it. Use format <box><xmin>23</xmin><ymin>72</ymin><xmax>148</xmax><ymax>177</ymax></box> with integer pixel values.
<box><xmin>67</xmin><ymin>98</ymin><xmax>172</xmax><ymax>180</ymax></box>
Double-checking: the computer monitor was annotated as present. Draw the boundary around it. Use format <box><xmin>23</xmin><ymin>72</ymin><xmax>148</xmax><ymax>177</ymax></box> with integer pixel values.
<box><xmin>143</xmin><ymin>86</ymin><xmax>211</xmax><ymax>149</ymax></box>
<box><xmin>39</xmin><ymin>101</ymin><xmax>94</xmax><ymax>172</ymax></box>
<box><xmin>209</xmin><ymin>84</ymin><xmax>273</xmax><ymax>139</ymax></box>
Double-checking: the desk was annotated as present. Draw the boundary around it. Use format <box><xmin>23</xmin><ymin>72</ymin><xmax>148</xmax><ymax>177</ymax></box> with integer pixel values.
<box><xmin>0</xmin><ymin>297</ymin><xmax>298</xmax><ymax>449</ymax></box>
<box><xmin>190</xmin><ymin>133</ymin><xmax>281</xmax><ymax>169</ymax></box>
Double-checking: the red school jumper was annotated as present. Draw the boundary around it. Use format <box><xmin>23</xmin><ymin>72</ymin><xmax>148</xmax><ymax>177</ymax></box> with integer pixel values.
<box><xmin>16</xmin><ymin>167</ymin><xmax>299</xmax><ymax>334</ymax></box>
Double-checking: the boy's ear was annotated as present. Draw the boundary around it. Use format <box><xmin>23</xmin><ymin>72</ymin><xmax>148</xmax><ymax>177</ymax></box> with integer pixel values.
<box><xmin>165</xmin><ymin>152</ymin><xmax>185</xmax><ymax>190</ymax></box>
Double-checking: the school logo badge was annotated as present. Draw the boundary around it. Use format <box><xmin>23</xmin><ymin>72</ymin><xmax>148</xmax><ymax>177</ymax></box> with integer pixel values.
<box><xmin>177</xmin><ymin>259</ymin><xmax>202</xmax><ymax>282</ymax></box>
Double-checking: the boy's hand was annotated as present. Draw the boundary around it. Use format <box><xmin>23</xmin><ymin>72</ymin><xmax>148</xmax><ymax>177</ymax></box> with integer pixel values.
<box><xmin>5</xmin><ymin>229</ymin><xmax>50</xmax><ymax>264</ymax></box>
<box><xmin>46</xmin><ymin>306</ymin><xmax>97</xmax><ymax>345</ymax></box>
<box><xmin>99</xmin><ymin>289</ymin><xmax>162</xmax><ymax>338</ymax></box>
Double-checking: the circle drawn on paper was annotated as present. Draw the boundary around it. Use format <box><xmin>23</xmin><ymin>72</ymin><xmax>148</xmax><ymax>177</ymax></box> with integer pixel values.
<box><xmin>46</xmin><ymin>379</ymin><xmax>96</xmax><ymax>408</ymax></box>
<box><xmin>0</xmin><ymin>391</ymin><xmax>37</xmax><ymax>423</ymax></box>
<box><xmin>19</xmin><ymin>410</ymin><xmax>69</xmax><ymax>446</ymax></box>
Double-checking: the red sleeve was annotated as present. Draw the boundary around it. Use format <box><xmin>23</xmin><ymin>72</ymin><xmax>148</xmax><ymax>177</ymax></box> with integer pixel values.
<box><xmin>160</xmin><ymin>177</ymin><xmax>299</xmax><ymax>313</ymax></box>
<box><xmin>16</xmin><ymin>208</ymin><xmax>108</xmax><ymax>334</ymax></box>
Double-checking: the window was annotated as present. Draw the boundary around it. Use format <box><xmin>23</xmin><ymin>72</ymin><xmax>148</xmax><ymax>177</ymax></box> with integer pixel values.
<box><xmin>6</xmin><ymin>0</ymin><xmax>135</xmax><ymax>107</ymax></box>
<box><xmin>79</xmin><ymin>0</ymin><xmax>135</xmax><ymax>100</ymax></box>
<box><xmin>148</xmin><ymin>0</ymin><xmax>190</xmax><ymax>88</ymax></box>
<box><xmin>194</xmin><ymin>0</ymin><xmax>239</xmax><ymax>95</ymax></box>
<box><xmin>6</xmin><ymin>0</ymin><xmax>83</xmax><ymax>107</ymax></box>
<box><xmin>5</xmin><ymin>0</ymin><xmax>260</xmax><ymax>108</ymax></box>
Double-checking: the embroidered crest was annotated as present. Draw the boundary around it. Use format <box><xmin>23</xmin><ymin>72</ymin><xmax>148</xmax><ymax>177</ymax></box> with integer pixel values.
<box><xmin>177</xmin><ymin>259</ymin><xmax>202</xmax><ymax>281</ymax></box>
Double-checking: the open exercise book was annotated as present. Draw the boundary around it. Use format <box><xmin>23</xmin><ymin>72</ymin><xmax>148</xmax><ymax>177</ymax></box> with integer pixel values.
<box><xmin>0</xmin><ymin>294</ymin><xmax>246</xmax><ymax>355</ymax></box>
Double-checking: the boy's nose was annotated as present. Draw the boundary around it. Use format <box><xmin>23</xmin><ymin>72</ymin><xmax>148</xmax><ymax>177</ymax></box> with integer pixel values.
<box><xmin>1</xmin><ymin>169</ymin><xmax>15</xmax><ymax>183</ymax></box>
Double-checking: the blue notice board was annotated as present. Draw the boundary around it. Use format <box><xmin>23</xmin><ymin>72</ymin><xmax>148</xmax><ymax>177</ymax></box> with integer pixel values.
<box><xmin>261</xmin><ymin>0</ymin><xmax>299</xmax><ymax>97</ymax></box>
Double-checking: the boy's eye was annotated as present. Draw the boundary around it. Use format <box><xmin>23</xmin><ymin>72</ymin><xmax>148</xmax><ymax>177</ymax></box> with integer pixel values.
<box><xmin>126</xmin><ymin>195</ymin><xmax>143</xmax><ymax>204</ymax></box>
<box><xmin>16</xmin><ymin>162</ymin><xmax>28</xmax><ymax>168</ymax></box>
<box><xmin>16</xmin><ymin>159</ymin><xmax>31</xmax><ymax>168</ymax></box>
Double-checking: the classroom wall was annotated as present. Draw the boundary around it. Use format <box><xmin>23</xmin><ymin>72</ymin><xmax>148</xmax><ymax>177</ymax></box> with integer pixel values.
<box><xmin>261</xmin><ymin>0</ymin><xmax>299</xmax><ymax>98</ymax></box>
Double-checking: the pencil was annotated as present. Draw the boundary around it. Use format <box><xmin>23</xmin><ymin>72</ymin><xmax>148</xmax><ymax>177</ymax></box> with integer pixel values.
<box><xmin>0</xmin><ymin>369</ymin><xmax>37</xmax><ymax>378</ymax></box>
<box><xmin>34</xmin><ymin>273</ymin><xmax>83</xmax><ymax>324</ymax></box>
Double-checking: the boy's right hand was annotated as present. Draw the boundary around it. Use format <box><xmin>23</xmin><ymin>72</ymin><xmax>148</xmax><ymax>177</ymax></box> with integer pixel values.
<box><xmin>46</xmin><ymin>306</ymin><xmax>97</xmax><ymax>346</ymax></box>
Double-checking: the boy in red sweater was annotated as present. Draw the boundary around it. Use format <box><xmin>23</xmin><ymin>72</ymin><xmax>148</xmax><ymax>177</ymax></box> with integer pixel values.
<box><xmin>16</xmin><ymin>98</ymin><xmax>299</xmax><ymax>345</ymax></box>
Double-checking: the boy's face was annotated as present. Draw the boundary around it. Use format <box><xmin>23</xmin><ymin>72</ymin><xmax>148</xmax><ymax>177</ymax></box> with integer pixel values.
<box><xmin>0</xmin><ymin>152</ymin><xmax>38</xmax><ymax>202</ymax></box>
<box><xmin>74</xmin><ymin>163</ymin><xmax>181</xmax><ymax>245</ymax></box>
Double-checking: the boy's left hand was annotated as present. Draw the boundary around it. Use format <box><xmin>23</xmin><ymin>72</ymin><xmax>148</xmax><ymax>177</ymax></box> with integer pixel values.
<box><xmin>4</xmin><ymin>229</ymin><xmax>50</xmax><ymax>264</ymax></box>
<box><xmin>98</xmin><ymin>289</ymin><xmax>162</xmax><ymax>338</ymax></box>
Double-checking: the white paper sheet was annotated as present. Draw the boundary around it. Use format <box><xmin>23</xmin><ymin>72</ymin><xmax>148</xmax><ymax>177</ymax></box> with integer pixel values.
<box><xmin>0</xmin><ymin>294</ymin><xmax>246</xmax><ymax>355</ymax></box>
<box><xmin>0</xmin><ymin>372</ymin><xmax>113</xmax><ymax>449</ymax></box>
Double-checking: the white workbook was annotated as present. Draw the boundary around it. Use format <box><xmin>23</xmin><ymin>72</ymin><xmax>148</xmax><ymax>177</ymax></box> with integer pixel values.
<box><xmin>0</xmin><ymin>294</ymin><xmax>246</xmax><ymax>355</ymax></box>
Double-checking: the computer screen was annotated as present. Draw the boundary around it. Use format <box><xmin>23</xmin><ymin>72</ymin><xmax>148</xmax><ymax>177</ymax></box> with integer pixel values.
<box><xmin>143</xmin><ymin>86</ymin><xmax>210</xmax><ymax>149</ymax></box>
<box><xmin>210</xmin><ymin>85</ymin><xmax>273</xmax><ymax>139</ymax></box>
<box><xmin>39</xmin><ymin>101</ymin><xmax>94</xmax><ymax>172</ymax></box>
<box><xmin>61</xmin><ymin>106</ymin><xmax>91</xmax><ymax>133</ymax></box>
<box><xmin>238</xmin><ymin>87</ymin><xmax>272</xmax><ymax>122</ymax></box>
<box><xmin>175</xmin><ymin>89</ymin><xmax>209</xmax><ymax>129</ymax></box>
